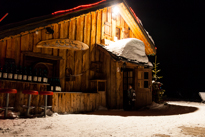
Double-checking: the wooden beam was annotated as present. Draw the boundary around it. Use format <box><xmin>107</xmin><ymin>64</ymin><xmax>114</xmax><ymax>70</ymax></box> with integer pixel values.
<box><xmin>106</xmin><ymin>55</ymin><xmax>111</xmax><ymax>108</ymax></box>
<box><xmin>111</xmin><ymin>15</ymin><xmax>116</xmax><ymax>41</ymax></box>
<box><xmin>33</xmin><ymin>30</ymin><xmax>42</xmax><ymax>53</ymax></box>
<box><xmin>101</xmin><ymin>8</ymin><xmax>107</xmax><ymax>40</ymax></box>
<box><xmin>90</xmin><ymin>11</ymin><xmax>97</xmax><ymax>80</ymax></box>
<box><xmin>6</xmin><ymin>38</ymin><xmax>12</xmax><ymax>58</ymax></box>
<box><xmin>83</xmin><ymin>13</ymin><xmax>91</xmax><ymax>91</ymax></box>
<box><xmin>41</xmin><ymin>26</ymin><xmax>53</xmax><ymax>55</ymax></box>
<box><xmin>116</xmin><ymin>62</ymin><xmax>122</xmax><ymax>109</ymax></box>
<box><xmin>13</xmin><ymin>37</ymin><xmax>21</xmax><ymax>65</ymax></box>
<box><xmin>110</xmin><ymin>59</ymin><xmax>116</xmax><ymax>108</ymax></box>
<box><xmin>52</xmin><ymin>23</ymin><xmax>60</xmax><ymax>56</ymax></box>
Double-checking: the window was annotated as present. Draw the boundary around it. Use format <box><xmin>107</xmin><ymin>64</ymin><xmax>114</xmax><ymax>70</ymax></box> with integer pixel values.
<box><xmin>144</xmin><ymin>81</ymin><xmax>149</xmax><ymax>88</ymax></box>
<box><xmin>144</xmin><ymin>72</ymin><xmax>148</xmax><ymax>79</ymax></box>
<box><xmin>138</xmin><ymin>70</ymin><xmax>150</xmax><ymax>89</ymax></box>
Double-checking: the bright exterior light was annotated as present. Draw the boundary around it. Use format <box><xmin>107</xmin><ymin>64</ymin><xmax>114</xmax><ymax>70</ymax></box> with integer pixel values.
<box><xmin>112</xmin><ymin>6</ymin><xmax>119</xmax><ymax>17</ymax></box>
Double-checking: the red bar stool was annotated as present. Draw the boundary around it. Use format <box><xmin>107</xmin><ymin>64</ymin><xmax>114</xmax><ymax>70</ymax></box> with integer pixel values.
<box><xmin>39</xmin><ymin>91</ymin><xmax>53</xmax><ymax>117</ymax></box>
<box><xmin>22</xmin><ymin>90</ymin><xmax>38</xmax><ymax>117</ymax></box>
<box><xmin>0</xmin><ymin>89</ymin><xmax>17</xmax><ymax>118</ymax></box>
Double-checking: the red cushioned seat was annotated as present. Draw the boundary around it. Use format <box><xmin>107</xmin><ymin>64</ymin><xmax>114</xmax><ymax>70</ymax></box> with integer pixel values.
<box><xmin>0</xmin><ymin>89</ymin><xmax>17</xmax><ymax>94</ymax></box>
<box><xmin>39</xmin><ymin>91</ymin><xmax>53</xmax><ymax>96</ymax></box>
<box><xmin>22</xmin><ymin>90</ymin><xmax>38</xmax><ymax>95</ymax></box>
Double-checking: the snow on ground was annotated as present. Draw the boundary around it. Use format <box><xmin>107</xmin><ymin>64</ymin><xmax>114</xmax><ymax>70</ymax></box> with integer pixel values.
<box><xmin>1</xmin><ymin>101</ymin><xmax>205</xmax><ymax>137</ymax></box>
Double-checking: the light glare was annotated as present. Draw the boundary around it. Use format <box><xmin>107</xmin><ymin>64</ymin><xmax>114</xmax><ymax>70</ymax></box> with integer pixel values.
<box><xmin>112</xmin><ymin>6</ymin><xmax>119</xmax><ymax>16</ymax></box>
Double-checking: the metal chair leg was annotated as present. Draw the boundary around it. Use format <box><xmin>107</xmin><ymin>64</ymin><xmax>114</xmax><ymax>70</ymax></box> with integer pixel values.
<box><xmin>26</xmin><ymin>94</ymin><xmax>31</xmax><ymax>116</ymax></box>
<box><xmin>44</xmin><ymin>95</ymin><xmax>47</xmax><ymax>117</ymax></box>
<box><xmin>4</xmin><ymin>93</ymin><xmax>9</xmax><ymax>118</ymax></box>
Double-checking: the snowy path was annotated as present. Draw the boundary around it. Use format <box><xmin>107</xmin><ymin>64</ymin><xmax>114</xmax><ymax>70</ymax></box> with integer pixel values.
<box><xmin>1</xmin><ymin>101</ymin><xmax>205</xmax><ymax>137</ymax></box>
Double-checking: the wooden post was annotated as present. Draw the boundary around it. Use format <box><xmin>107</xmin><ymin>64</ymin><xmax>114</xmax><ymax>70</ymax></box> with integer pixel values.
<box><xmin>110</xmin><ymin>59</ymin><xmax>116</xmax><ymax>108</ymax></box>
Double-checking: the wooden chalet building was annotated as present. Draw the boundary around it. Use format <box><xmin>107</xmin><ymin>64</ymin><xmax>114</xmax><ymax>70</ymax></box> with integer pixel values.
<box><xmin>0</xmin><ymin>0</ymin><xmax>156</xmax><ymax>114</ymax></box>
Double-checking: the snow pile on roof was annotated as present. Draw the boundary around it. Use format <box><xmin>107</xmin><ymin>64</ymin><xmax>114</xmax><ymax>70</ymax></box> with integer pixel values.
<box><xmin>105</xmin><ymin>38</ymin><xmax>149</xmax><ymax>64</ymax></box>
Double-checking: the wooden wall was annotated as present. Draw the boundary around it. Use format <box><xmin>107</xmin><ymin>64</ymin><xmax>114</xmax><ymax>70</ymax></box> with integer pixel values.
<box><xmin>52</xmin><ymin>92</ymin><xmax>106</xmax><ymax>113</ymax></box>
<box><xmin>0</xmin><ymin>6</ymin><xmax>152</xmax><ymax>110</ymax></box>
<box><xmin>0</xmin><ymin>6</ymin><xmax>138</xmax><ymax>93</ymax></box>
<box><xmin>100</xmin><ymin>51</ymin><xmax>152</xmax><ymax>109</ymax></box>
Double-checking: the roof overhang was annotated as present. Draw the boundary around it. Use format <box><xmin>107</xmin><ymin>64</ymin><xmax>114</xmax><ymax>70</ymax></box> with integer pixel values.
<box><xmin>0</xmin><ymin>0</ymin><xmax>124</xmax><ymax>40</ymax></box>
<box><xmin>97</xmin><ymin>38</ymin><xmax>153</xmax><ymax>67</ymax></box>
<box><xmin>0</xmin><ymin>0</ymin><xmax>156</xmax><ymax>55</ymax></box>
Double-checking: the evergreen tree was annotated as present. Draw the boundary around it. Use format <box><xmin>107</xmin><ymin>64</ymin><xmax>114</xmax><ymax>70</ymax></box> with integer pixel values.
<box><xmin>152</xmin><ymin>55</ymin><xmax>163</xmax><ymax>81</ymax></box>
<box><xmin>152</xmin><ymin>55</ymin><xmax>165</xmax><ymax>103</ymax></box>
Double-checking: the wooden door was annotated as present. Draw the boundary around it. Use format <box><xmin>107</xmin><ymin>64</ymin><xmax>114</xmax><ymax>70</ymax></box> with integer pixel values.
<box><xmin>123</xmin><ymin>69</ymin><xmax>134</xmax><ymax>110</ymax></box>
<box><xmin>135</xmin><ymin>68</ymin><xmax>152</xmax><ymax>107</ymax></box>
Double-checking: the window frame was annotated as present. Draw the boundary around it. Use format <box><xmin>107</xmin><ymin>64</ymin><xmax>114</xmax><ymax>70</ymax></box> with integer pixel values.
<box><xmin>136</xmin><ymin>68</ymin><xmax>152</xmax><ymax>91</ymax></box>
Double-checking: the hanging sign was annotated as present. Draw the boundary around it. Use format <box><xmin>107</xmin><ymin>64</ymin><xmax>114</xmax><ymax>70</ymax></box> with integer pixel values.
<box><xmin>36</xmin><ymin>39</ymin><xmax>89</xmax><ymax>50</ymax></box>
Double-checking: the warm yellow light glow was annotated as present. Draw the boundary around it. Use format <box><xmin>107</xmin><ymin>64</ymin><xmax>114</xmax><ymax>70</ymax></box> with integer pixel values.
<box><xmin>112</xmin><ymin>6</ymin><xmax>119</xmax><ymax>16</ymax></box>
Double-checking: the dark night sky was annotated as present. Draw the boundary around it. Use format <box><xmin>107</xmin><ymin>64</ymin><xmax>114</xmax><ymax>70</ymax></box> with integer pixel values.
<box><xmin>0</xmin><ymin>0</ymin><xmax>204</xmax><ymax>99</ymax></box>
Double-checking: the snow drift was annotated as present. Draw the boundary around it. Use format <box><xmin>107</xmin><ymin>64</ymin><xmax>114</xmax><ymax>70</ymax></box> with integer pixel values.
<box><xmin>0</xmin><ymin>102</ymin><xmax>204</xmax><ymax>137</ymax></box>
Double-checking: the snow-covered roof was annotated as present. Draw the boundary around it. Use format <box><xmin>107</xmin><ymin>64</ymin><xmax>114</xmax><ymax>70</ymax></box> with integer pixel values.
<box><xmin>103</xmin><ymin>38</ymin><xmax>152</xmax><ymax>67</ymax></box>
<box><xmin>144</xmin><ymin>29</ymin><xmax>155</xmax><ymax>45</ymax></box>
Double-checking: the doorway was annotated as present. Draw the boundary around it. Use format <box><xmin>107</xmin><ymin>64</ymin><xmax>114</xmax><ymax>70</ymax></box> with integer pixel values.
<box><xmin>123</xmin><ymin>69</ymin><xmax>134</xmax><ymax>110</ymax></box>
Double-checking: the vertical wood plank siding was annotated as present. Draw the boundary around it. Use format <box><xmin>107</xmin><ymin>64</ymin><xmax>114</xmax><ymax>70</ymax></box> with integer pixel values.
<box><xmin>0</xmin><ymin>6</ymin><xmax>152</xmax><ymax>112</ymax></box>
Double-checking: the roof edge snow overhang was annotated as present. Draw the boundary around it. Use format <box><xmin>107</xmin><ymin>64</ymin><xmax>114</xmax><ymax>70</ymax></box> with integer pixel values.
<box><xmin>97</xmin><ymin>43</ymin><xmax>153</xmax><ymax>68</ymax></box>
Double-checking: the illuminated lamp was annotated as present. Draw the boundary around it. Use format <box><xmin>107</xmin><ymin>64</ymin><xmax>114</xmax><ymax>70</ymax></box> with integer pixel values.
<box><xmin>112</xmin><ymin>6</ymin><xmax>119</xmax><ymax>18</ymax></box>
<box><xmin>35</xmin><ymin>30</ymin><xmax>39</xmax><ymax>35</ymax></box>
